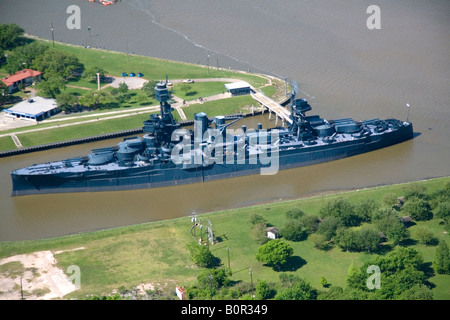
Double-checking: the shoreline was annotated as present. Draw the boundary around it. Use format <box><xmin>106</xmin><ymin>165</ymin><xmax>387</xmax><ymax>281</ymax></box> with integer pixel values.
<box><xmin>1</xmin><ymin>175</ymin><xmax>447</xmax><ymax>245</ymax></box>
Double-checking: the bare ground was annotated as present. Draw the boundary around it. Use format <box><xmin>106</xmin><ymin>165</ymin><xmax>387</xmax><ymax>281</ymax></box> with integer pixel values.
<box><xmin>0</xmin><ymin>248</ymin><xmax>84</xmax><ymax>300</ymax></box>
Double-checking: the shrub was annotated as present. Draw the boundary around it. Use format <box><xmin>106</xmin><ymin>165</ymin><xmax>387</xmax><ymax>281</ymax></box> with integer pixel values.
<box><xmin>285</xmin><ymin>208</ymin><xmax>306</xmax><ymax>220</ymax></box>
<box><xmin>402</xmin><ymin>197</ymin><xmax>432</xmax><ymax>221</ymax></box>
<box><xmin>309</xmin><ymin>233</ymin><xmax>331</xmax><ymax>251</ymax></box>
<box><xmin>319</xmin><ymin>197</ymin><xmax>361</xmax><ymax>227</ymax></box>
<box><xmin>281</xmin><ymin>220</ymin><xmax>307</xmax><ymax>241</ymax></box>
<box><xmin>414</xmin><ymin>227</ymin><xmax>436</xmax><ymax>245</ymax></box>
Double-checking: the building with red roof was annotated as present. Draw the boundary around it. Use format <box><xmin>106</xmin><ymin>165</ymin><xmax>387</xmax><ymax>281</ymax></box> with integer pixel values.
<box><xmin>1</xmin><ymin>69</ymin><xmax>42</xmax><ymax>94</ymax></box>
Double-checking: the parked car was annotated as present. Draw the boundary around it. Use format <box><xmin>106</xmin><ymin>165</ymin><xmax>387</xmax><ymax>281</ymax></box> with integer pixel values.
<box><xmin>182</xmin><ymin>79</ymin><xmax>194</xmax><ymax>83</ymax></box>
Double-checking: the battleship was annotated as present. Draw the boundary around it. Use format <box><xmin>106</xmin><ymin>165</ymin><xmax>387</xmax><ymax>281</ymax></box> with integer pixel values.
<box><xmin>11</xmin><ymin>81</ymin><xmax>413</xmax><ymax>196</ymax></box>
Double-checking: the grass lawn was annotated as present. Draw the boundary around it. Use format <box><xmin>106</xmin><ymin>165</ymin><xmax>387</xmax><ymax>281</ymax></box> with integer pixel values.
<box><xmin>183</xmin><ymin>95</ymin><xmax>256</xmax><ymax>120</ymax></box>
<box><xmin>17</xmin><ymin>113</ymin><xmax>154</xmax><ymax>147</ymax></box>
<box><xmin>172</xmin><ymin>82</ymin><xmax>228</xmax><ymax>101</ymax></box>
<box><xmin>51</xmin><ymin>41</ymin><xmax>266</xmax><ymax>87</ymax></box>
<box><xmin>0</xmin><ymin>136</ymin><xmax>17</xmax><ymax>151</ymax></box>
<box><xmin>0</xmin><ymin>177</ymin><xmax>448</xmax><ymax>299</ymax></box>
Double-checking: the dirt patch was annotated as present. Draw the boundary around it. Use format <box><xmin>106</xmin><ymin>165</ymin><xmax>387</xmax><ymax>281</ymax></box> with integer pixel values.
<box><xmin>0</xmin><ymin>248</ymin><xmax>85</xmax><ymax>300</ymax></box>
<box><xmin>109</xmin><ymin>76</ymin><xmax>148</xmax><ymax>90</ymax></box>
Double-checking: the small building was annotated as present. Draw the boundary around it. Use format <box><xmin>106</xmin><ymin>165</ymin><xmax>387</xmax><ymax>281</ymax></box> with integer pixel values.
<box><xmin>224</xmin><ymin>81</ymin><xmax>252</xmax><ymax>96</ymax></box>
<box><xmin>176</xmin><ymin>286</ymin><xmax>187</xmax><ymax>300</ymax></box>
<box><xmin>3</xmin><ymin>96</ymin><xmax>59</xmax><ymax>122</ymax></box>
<box><xmin>1</xmin><ymin>69</ymin><xmax>42</xmax><ymax>94</ymax></box>
<box><xmin>266</xmin><ymin>227</ymin><xmax>279</xmax><ymax>240</ymax></box>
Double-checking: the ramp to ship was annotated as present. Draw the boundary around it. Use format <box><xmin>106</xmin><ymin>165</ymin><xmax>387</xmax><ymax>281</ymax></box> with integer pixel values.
<box><xmin>250</xmin><ymin>91</ymin><xmax>292</xmax><ymax>124</ymax></box>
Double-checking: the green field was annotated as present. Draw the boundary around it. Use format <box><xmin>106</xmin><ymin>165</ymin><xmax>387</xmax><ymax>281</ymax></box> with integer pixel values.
<box><xmin>172</xmin><ymin>81</ymin><xmax>228</xmax><ymax>101</ymax></box>
<box><xmin>0</xmin><ymin>177</ymin><xmax>448</xmax><ymax>300</ymax></box>
<box><xmin>52</xmin><ymin>41</ymin><xmax>266</xmax><ymax>87</ymax></box>
<box><xmin>183</xmin><ymin>95</ymin><xmax>256</xmax><ymax>120</ymax></box>
<box><xmin>0</xmin><ymin>136</ymin><xmax>16</xmax><ymax>151</ymax></box>
<box><xmin>16</xmin><ymin>113</ymin><xmax>155</xmax><ymax>147</ymax></box>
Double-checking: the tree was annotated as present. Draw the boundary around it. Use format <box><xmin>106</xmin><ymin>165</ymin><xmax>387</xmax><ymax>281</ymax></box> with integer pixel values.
<box><xmin>299</xmin><ymin>214</ymin><xmax>320</xmax><ymax>234</ymax></box>
<box><xmin>79</xmin><ymin>90</ymin><xmax>116</xmax><ymax>109</ymax></box>
<box><xmin>178</xmin><ymin>83</ymin><xmax>193</xmax><ymax>96</ymax></box>
<box><xmin>398</xmin><ymin>284</ymin><xmax>433</xmax><ymax>300</ymax></box>
<box><xmin>142</xmin><ymin>80</ymin><xmax>156</xmax><ymax>97</ymax></box>
<box><xmin>414</xmin><ymin>227</ymin><xmax>435</xmax><ymax>245</ymax></box>
<box><xmin>335</xmin><ymin>227</ymin><xmax>380</xmax><ymax>253</ymax></box>
<box><xmin>187</xmin><ymin>243</ymin><xmax>220</xmax><ymax>268</ymax></box>
<box><xmin>358</xmin><ymin>227</ymin><xmax>381</xmax><ymax>253</ymax></box>
<box><xmin>255</xmin><ymin>280</ymin><xmax>275</xmax><ymax>300</ymax></box>
<box><xmin>402</xmin><ymin>197</ymin><xmax>432</xmax><ymax>221</ymax></box>
<box><xmin>404</xmin><ymin>183</ymin><xmax>428</xmax><ymax>200</ymax></box>
<box><xmin>354</xmin><ymin>198</ymin><xmax>379</xmax><ymax>222</ymax></box>
<box><xmin>434</xmin><ymin>201</ymin><xmax>450</xmax><ymax>225</ymax></box>
<box><xmin>434</xmin><ymin>240</ymin><xmax>449</xmax><ymax>274</ymax></box>
<box><xmin>252</xmin><ymin>222</ymin><xmax>269</xmax><ymax>245</ymax></box>
<box><xmin>346</xmin><ymin>262</ymin><xmax>366</xmax><ymax>291</ymax></box>
<box><xmin>335</xmin><ymin>228</ymin><xmax>358</xmax><ymax>252</ymax></box>
<box><xmin>0</xmin><ymin>23</ymin><xmax>24</xmax><ymax>50</ymax></box>
<box><xmin>317</xmin><ymin>216</ymin><xmax>343</xmax><ymax>240</ymax></box>
<box><xmin>118</xmin><ymin>82</ymin><xmax>129</xmax><ymax>94</ymax></box>
<box><xmin>382</xmin><ymin>193</ymin><xmax>399</xmax><ymax>208</ymax></box>
<box><xmin>309</xmin><ymin>233</ymin><xmax>330</xmax><ymax>251</ymax></box>
<box><xmin>5</xmin><ymin>41</ymin><xmax>48</xmax><ymax>74</ymax></box>
<box><xmin>275</xmin><ymin>274</ymin><xmax>315</xmax><ymax>300</ymax></box>
<box><xmin>0</xmin><ymin>81</ymin><xmax>10</xmax><ymax>105</ymax></box>
<box><xmin>83</xmin><ymin>66</ymin><xmax>107</xmax><ymax>82</ymax></box>
<box><xmin>135</xmin><ymin>91</ymin><xmax>151</xmax><ymax>105</ymax></box>
<box><xmin>56</xmin><ymin>92</ymin><xmax>78</xmax><ymax>113</ymax></box>
<box><xmin>36</xmin><ymin>76</ymin><xmax>66</xmax><ymax>98</ymax></box>
<box><xmin>320</xmin><ymin>277</ymin><xmax>328</xmax><ymax>288</ymax></box>
<box><xmin>188</xmin><ymin>268</ymin><xmax>230</xmax><ymax>299</ymax></box>
<box><xmin>373</xmin><ymin>209</ymin><xmax>408</xmax><ymax>245</ymax></box>
<box><xmin>285</xmin><ymin>208</ymin><xmax>305</xmax><ymax>220</ymax></box>
<box><xmin>248</xmin><ymin>213</ymin><xmax>267</xmax><ymax>226</ymax></box>
<box><xmin>319</xmin><ymin>197</ymin><xmax>361</xmax><ymax>227</ymax></box>
<box><xmin>34</xmin><ymin>49</ymin><xmax>82</xmax><ymax>79</ymax></box>
<box><xmin>280</xmin><ymin>219</ymin><xmax>307</xmax><ymax>241</ymax></box>
<box><xmin>256</xmin><ymin>240</ymin><xmax>293</xmax><ymax>270</ymax></box>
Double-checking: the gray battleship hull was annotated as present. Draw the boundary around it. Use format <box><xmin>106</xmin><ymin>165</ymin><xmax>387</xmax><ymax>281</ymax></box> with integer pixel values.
<box><xmin>11</xmin><ymin>123</ymin><xmax>413</xmax><ymax>196</ymax></box>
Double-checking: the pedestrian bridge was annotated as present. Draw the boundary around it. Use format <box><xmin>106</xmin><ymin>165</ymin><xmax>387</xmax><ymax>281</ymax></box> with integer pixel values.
<box><xmin>250</xmin><ymin>91</ymin><xmax>293</xmax><ymax>124</ymax></box>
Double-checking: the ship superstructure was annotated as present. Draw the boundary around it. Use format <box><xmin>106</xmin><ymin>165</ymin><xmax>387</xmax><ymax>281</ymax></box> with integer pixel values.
<box><xmin>11</xmin><ymin>82</ymin><xmax>413</xmax><ymax>196</ymax></box>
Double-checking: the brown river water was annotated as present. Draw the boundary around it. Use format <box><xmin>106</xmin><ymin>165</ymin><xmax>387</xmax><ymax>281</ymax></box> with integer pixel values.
<box><xmin>0</xmin><ymin>0</ymin><xmax>448</xmax><ymax>241</ymax></box>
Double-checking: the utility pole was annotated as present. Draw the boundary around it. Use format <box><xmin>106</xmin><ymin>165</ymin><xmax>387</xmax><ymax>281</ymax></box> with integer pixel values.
<box><xmin>88</xmin><ymin>26</ymin><xmax>91</xmax><ymax>48</ymax></box>
<box><xmin>208</xmin><ymin>274</ymin><xmax>213</xmax><ymax>300</ymax></box>
<box><xmin>207</xmin><ymin>51</ymin><xmax>210</xmax><ymax>74</ymax></box>
<box><xmin>227</xmin><ymin>246</ymin><xmax>230</xmax><ymax>271</ymax></box>
<box><xmin>51</xmin><ymin>23</ymin><xmax>55</xmax><ymax>47</ymax></box>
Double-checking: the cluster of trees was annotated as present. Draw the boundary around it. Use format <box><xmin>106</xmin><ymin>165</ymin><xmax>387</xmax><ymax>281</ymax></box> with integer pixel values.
<box><xmin>0</xmin><ymin>23</ymin><xmax>156</xmax><ymax>112</ymax></box>
<box><xmin>0</xmin><ymin>23</ymin><xmax>25</xmax><ymax>56</ymax></box>
<box><xmin>277</xmin><ymin>181</ymin><xmax>450</xmax><ymax>255</ymax></box>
